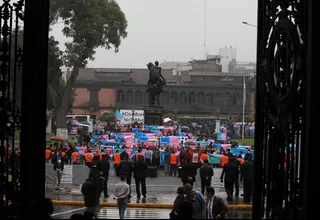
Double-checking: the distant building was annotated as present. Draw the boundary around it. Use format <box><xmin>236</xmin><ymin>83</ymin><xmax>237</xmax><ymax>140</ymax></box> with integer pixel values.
<box><xmin>71</xmin><ymin>57</ymin><xmax>255</xmax><ymax>120</ymax></box>
<box><xmin>219</xmin><ymin>46</ymin><xmax>237</xmax><ymax>72</ymax></box>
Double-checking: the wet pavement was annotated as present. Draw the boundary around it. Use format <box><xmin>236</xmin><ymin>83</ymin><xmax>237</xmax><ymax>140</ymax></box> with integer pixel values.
<box><xmin>52</xmin><ymin>205</ymin><xmax>252</xmax><ymax>219</ymax></box>
<box><xmin>47</xmin><ymin>168</ymin><xmax>250</xmax><ymax>205</ymax></box>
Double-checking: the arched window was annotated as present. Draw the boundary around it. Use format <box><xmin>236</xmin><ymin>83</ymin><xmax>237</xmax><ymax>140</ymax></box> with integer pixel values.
<box><xmin>126</xmin><ymin>90</ymin><xmax>133</xmax><ymax>104</ymax></box>
<box><xmin>135</xmin><ymin>90</ymin><xmax>142</xmax><ymax>104</ymax></box>
<box><xmin>118</xmin><ymin>90</ymin><xmax>124</xmax><ymax>102</ymax></box>
<box><xmin>171</xmin><ymin>92</ymin><xmax>179</xmax><ymax>104</ymax></box>
<box><xmin>180</xmin><ymin>92</ymin><xmax>187</xmax><ymax>104</ymax></box>
<box><xmin>198</xmin><ymin>92</ymin><xmax>205</xmax><ymax>105</ymax></box>
<box><xmin>188</xmin><ymin>92</ymin><xmax>196</xmax><ymax>104</ymax></box>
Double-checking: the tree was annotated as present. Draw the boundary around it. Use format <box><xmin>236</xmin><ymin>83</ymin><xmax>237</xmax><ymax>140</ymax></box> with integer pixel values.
<box><xmin>164</xmin><ymin>113</ymin><xmax>178</xmax><ymax>121</ymax></box>
<box><xmin>49</xmin><ymin>0</ymin><xmax>128</xmax><ymax>137</ymax></box>
<box><xmin>99</xmin><ymin>112</ymin><xmax>115</xmax><ymax>123</ymax></box>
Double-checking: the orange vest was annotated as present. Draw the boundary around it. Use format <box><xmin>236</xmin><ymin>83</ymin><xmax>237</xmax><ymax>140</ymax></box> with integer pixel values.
<box><xmin>99</xmin><ymin>152</ymin><xmax>106</xmax><ymax>160</ymax></box>
<box><xmin>136</xmin><ymin>152</ymin><xmax>144</xmax><ymax>161</ymax></box>
<box><xmin>113</xmin><ymin>153</ymin><xmax>121</xmax><ymax>165</ymax></box>
<box><xmin>201</xmin><ymin>153</ymin><xmax>209</xmax><ymax>162</ymax></box>
<box><xmin>45</xmin><ymin>149</ymin><xmax>51</xmax><ymax>160</ymax></box>
<box><xmin>237</xmin><ymin>158</ymin><xmax>244</xmax><ymax>164</ymax></box>
<box><xmin>72</xmin><ymin>152</ymin><xmax>80</xmax><ymax>163</ymax></box>
<box><xmin>221</xmin><ymin>155</ymin><xmax>229</xmax><ymax>167</ymax></box>
<box><xmin>85</xmin><ymin>153</ymin><xmax>93</xmax><ymax>163</ymax></box>
<box><xmin>170</xmin><ymin>154</ymin><xmax>177</xmax><ymax>165</ymax></box>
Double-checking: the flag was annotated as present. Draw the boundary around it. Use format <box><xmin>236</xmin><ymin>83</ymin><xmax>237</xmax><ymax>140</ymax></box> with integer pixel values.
<box><xmin>115</xmin><ymin>110</ymin><xmax>123</xmax><ymax>121</ymax></box>
<box><xmin>243</xmin><ymin>79</ymin><xmax>247</xmax><ymax>105</ymax></box>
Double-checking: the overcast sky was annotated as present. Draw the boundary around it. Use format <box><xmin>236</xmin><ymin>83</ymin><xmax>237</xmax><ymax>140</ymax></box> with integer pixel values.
<box><xmin>51</xmin><ymin>0</ymin><xmax>257</xmax><ymax>68</ymax></box>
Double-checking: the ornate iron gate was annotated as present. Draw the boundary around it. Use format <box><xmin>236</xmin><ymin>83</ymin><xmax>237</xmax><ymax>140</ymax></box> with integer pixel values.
<box><xmin>0</xmin><ymin>0</ymin><xmax>24</xmax><ymax>218</ymax></box>
<box><xmin>253</xmin><ymin>0</ymin><xmax>306</xmax><ymax>219</ymax></box>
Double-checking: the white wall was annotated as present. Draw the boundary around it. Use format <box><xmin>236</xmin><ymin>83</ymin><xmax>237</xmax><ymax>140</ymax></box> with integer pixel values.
<box><xmin>219</xmin><ymin>47</ymin><xmax>237</xmax><ymax>72</ymax></box>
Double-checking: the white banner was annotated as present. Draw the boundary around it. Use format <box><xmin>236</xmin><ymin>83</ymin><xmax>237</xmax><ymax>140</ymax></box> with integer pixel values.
<box><xmin>61</xmin><ymin>165</ymin><xmax>73</xmax><ymax>184</ymax></box>
<box><xmin>120</xmin><ymin>110</ymin><xmax>144</xmax><ymax>125</ymax></box>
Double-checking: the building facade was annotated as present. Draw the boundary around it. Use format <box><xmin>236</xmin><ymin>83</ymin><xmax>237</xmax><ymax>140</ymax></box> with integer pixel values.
<box><xmin>72</xmin><ymin>58</ymin><xmax>255</xmax><ymax>120</ymax></box>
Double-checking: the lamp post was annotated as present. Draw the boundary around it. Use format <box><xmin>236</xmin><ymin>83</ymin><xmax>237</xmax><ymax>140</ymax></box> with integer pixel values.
<box><xmin>215</xmin><ymin>108</ymin><xmax>220</xmax><ymax>133</ymax></box>
<box><xmin>242</xmin><ymin>21</ymin><xmax>257</xmax><ymax>28</ymax></box>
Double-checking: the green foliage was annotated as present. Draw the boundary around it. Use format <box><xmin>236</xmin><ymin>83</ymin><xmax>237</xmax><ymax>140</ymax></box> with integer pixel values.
<box><xmin>232</xmin><ymin>138</ymin><xmax>255</xmax><ymax>146</ymax></box>
<box><xmin>50</xmin><ymin>0</ymin><xmax>128</xmax><ymax>68</ymax></box>
<box><xmin>164</xmin><ymin>113</ymin><xmax>178</xmax><ymax>121</ymax></box>
<box><xmin>49</xmin><ymin>0</ymin><xmax>128</xmax><ymax>128</ymax></box>
<box><xmin>99</xmin><ymin>112</ymin><xmax>115</xmax><ymax>123</ymax></box>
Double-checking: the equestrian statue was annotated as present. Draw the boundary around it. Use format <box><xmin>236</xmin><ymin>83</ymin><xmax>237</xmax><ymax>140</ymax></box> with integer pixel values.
<box><xmin>146</xmin><ymin>61</ymin><xmax>166</xmax><ymax>105</ymax></box>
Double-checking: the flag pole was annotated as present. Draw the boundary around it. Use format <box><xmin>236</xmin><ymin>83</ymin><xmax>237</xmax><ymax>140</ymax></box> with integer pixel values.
<box><xmin>242</xmin><ymin>75</ymin><xmax>245</xmax><ymax>140</ymax></box>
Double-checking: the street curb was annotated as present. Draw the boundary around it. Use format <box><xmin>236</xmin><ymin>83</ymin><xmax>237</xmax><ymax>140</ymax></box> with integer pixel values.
<box><xmin>52</xmin><ymin>200</ymin><xmax>252</xmax><ymax>210</ymax></box>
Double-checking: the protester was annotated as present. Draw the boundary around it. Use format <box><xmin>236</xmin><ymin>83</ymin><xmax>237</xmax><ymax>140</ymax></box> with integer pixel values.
<box><xmin>113</xmin><ymin>150</ymin><xmax>121</xmax><ymax>176</ymax></box>
<box><xmin>169</xmin><ymin>149</ymin><xmax>178</xmax><ymax>177</ymax></box>
<box><xmin>114</xmin><ymin>175</ymin><xmax>130</xmax><ymax>219</ymax></box>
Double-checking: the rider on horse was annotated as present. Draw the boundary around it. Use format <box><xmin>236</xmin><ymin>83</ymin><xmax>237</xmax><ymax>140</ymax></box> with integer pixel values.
<box><xmin>146</xmin><ymin>61</ymin><xmax>166</xmax><ymax>93</ymax></box>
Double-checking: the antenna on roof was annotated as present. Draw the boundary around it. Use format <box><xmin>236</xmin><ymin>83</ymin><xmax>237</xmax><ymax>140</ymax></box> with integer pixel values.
<box><xmin>203</xmin><ymin>0</ymin><xmax>207</xmax><ymax>60</ymax></box>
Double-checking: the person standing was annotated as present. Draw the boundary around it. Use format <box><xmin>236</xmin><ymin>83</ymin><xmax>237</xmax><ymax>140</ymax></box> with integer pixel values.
<box><xmin>113</xmin><ymin>150</ymin><xmax>121</xmax><ymax>177</ymax></box>
<box><xmin>220</xmin><ymin>156</ymin><xmax>239</xmax><ymax>201</ymax></box>
<box><xmin>199</xmin><ymin>160</ymin><xmax>214</xmax><ymax>195</ymax></box>
<box><xmin>144</xmin><ymin>147</ymin><xmax>153</xmax><ymax>166</ymax></box>
<box><xmin>205</xmin><ymin>187</ymin><xmax>229</xmax><ymax>219</ymax></box>
<box><xmin>85</xmin><ymin>150</ymin><xmax>94</xmax><ymax>168</ymax></box>
<box><xmin>152</xmin><ymin>147</ymin><xmax>161</xmax><ymax>167</ymax></box>
<box><xmin>52</xmin><ymin>150</ymin><xmax>64</xmax><ymax>191</ymax></box>
<box><xmin>97</xmin><ymin>154</ymin><xmax>110</xmax><ymax>198</ymax></box>
<box><xmin>118</xmin><ymin>155</ymin><xmax>134</xmax><ymax>198</ymax></box>
<box><xmin>240</xmin><ymin>156</ymin><xmax>254</xmax><ymax>202</ymax></box>
<box><xmin>114</xmin><ymin>175</ymin><xmax>130</xmax><ymax>219</ymax></box>
<box><xmin>45</xmin><ymin>147</ymin><xmax>51</xmax><ymax>164</ymax></box>
<box><xmin>81</xmin><ymin>167</ymin><xmax>102</xmax><ymax>219</ymax></box>
<box><xmin>169</xmin><ymin>150</ymin><xmax>178</xmax><ymax>177</ymax></box>
<box><xmin>133</xmin><ymin>156</ymin><xmax>148</xmax><ymax>199</ymax></box>
<box><xmin>72</xmin><ymin>150</ymin><xmax>80</xmax><ymax>165</ymax></box>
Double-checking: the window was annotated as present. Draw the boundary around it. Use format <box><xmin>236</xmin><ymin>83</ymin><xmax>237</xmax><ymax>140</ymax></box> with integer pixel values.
<box><xmin>89</xmin><ymin>89</ymin><xmax>99</xmax><ymax>106</ymax></box>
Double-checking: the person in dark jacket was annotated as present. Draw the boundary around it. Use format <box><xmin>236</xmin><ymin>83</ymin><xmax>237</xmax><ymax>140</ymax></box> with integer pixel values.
<box><xmin>181</xmin><ymin>158</ymin><xmax>197</xmax><ymax>186</ymax></box>
<box><xmin>97</xmin><ymin>154</ymin><xmax>110</xmax><ymax>198</ymax></box>
<box><xmin>220</xmin><ymin>156</ymin><xmax>239</xmax><ymax>201</ymax></box>
<box><xmin>240</xmin><ymin>157</ymin><xmax>254</xmax><ymax>202</ymax></box>
<box><xmin>152</xmin><ymin>147</ymin><xmax>161</xmax><ymax>167</ymax></box>
<box><xmin>133</xmin><ymin>156</ymin><xmax>148</xmax><ymax>199</ymax></box>
<box><xmin>118</xmin><ymin>155</ymin><xmax>134</xmax><ymax>198</ymax></box>
<box><xmin>205</xmin><ymin>187</ymin><xmax>229</xmax><ymax>219</ymax></box>
<box><xmin>199</xmin><ymin>160</ymin><xmax>214</xmax><ymax>195</ymax></box>
<box><xmin>170</xmin><ymin>187</ymin><xmax>185</xmax><ymax>219</ymax></box>
<box><xmin>81</xmin><ymin>167</ymin><xmax>102</xmax><ymax>219</ymax></box>
<box><xmin>52</xmin><ymin>150</ymin><xmax>64</xmax><ymax>191</ymax></box>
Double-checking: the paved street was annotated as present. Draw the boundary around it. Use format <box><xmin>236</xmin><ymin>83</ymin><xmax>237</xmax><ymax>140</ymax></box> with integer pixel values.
<box><xmin>52</xmin><ymin>206</ymin><xmax>252</xmax><ymax>219</ymax></box>
<box><xmin>47</xmin><ymin>168</ymin><xmax>247</xmax><ymax>205</ymax></box>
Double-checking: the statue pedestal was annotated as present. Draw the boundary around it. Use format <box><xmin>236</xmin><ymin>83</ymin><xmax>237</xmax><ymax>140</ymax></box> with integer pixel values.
<box><xmin>144</xmin><ymin>105</ymin><xmax>165</xmax><ymax>125</ymax></box>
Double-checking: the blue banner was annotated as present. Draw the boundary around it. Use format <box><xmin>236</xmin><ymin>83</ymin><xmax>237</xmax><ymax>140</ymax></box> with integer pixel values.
<box><xmin>160</xmin><ymin>137</ymin><xmax>170</xmax><ymax>144</ymax></box>
<box><xmin>160</xmin><ymin>151</ymin><xmax>167</xmax><ymax>166</ymax></box>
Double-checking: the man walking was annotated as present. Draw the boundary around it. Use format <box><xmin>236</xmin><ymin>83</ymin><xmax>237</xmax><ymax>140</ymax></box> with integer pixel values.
<box><xmin>133</xmin><ymin>156</ymin><xmax>148</xmax><ymax>200</ymax></box>
<box><xmin>199</xmin><ymin>160</ymin><xmax>214</xmax><ymax>195</ymax></box>
<box><xmin>114</xmin><ymin>175</ymin><xmax>130</xmax><ymax>219</ymax></box>
<box><xmin>97</xmin><ymin>154</ymin><xmax>110</xmax><ymax>198</ymax></box>
<box><xmin>240</xmin><ymin>156</ymin><xmax>254</xmax><ymax>202</ymax></box>
<box><xmin>144</xmin><ymin>147</ymin><xmax>152</xmax><ymax>166</ymax></box>
<box><xmin>220</xmin><ymin>156</ymin><xmax>239</xmax><ymax>201</ymax></box>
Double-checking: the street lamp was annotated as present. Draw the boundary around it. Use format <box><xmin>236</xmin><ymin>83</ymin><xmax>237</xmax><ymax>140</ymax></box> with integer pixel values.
<box><xmin>242</xmin><ymin>21</ymin><xmax>257</xmax><ymax>28</ymax></box>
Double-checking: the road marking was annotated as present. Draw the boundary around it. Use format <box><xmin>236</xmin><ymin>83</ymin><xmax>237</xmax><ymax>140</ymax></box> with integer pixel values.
<box><xmin>52</xmin><ymin>207</ymin><xmax>86</xmax><ymax>216</ymax></box>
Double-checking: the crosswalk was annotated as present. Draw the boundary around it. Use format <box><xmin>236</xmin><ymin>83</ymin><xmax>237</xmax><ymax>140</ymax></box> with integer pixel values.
<box><xmin>98</xmin><ymin>207</ymin><xmax>171</xmax><ymax>219</ymax></box>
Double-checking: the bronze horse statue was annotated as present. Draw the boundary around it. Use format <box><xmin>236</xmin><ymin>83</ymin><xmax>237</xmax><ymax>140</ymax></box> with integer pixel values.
<box><xmin>146</xmin><ymin>61</ymin><xmax>166</xmax><ymax>105</ymax></box>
